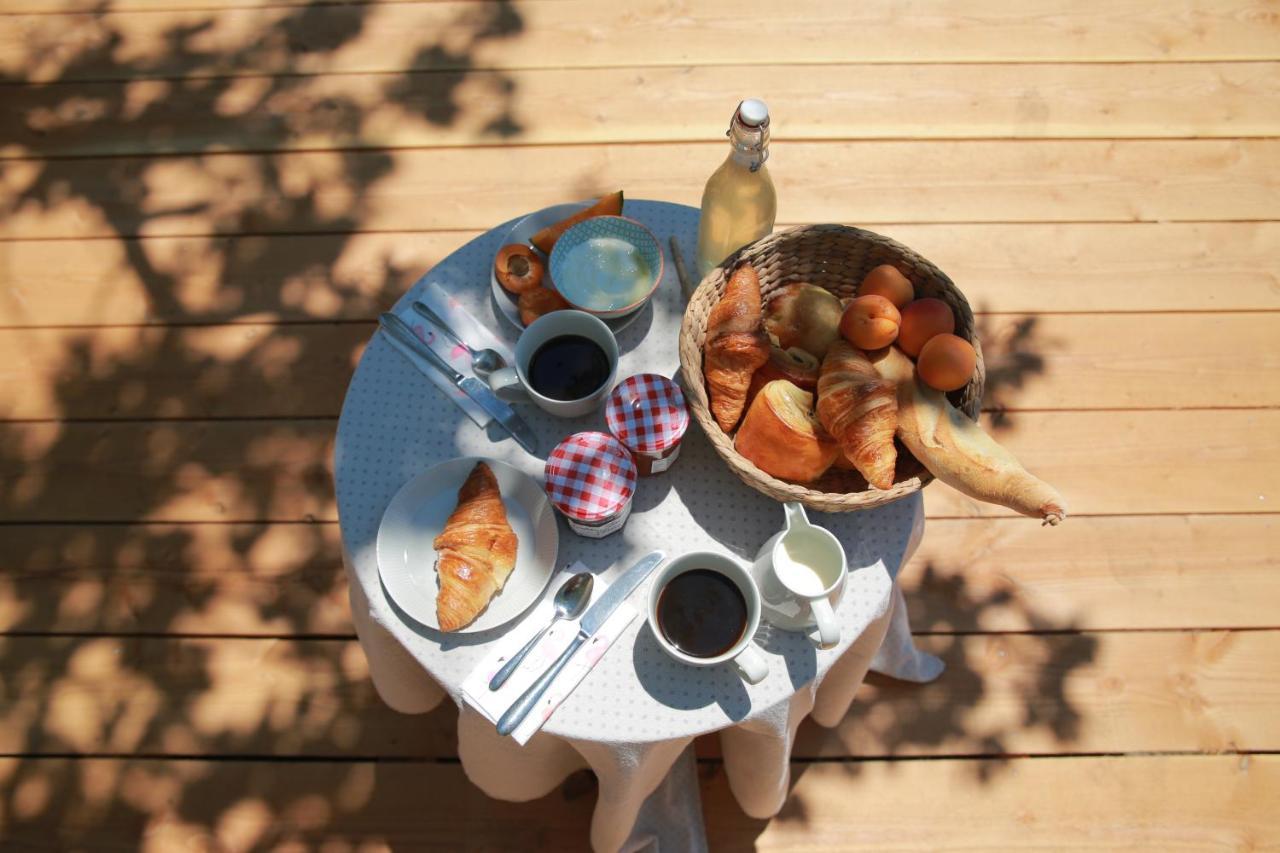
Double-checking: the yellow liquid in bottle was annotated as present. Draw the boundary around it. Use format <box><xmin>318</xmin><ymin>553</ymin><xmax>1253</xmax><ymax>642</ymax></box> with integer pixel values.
<box><xmin>696</xmin><ymin>152</ymin><xmax>777</xmax><ymax>277</ymax></box>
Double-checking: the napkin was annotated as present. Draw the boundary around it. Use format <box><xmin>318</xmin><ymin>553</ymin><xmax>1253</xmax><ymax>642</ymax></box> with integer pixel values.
<box><xmin>461</xmin><ymin>562</ymin><xmax>638</xmax><ymax>745</ymax></box>
<box><xmin>390</xmin><ymin>280</ymin><xmax>516</xmax><ymax>428</ymax></box>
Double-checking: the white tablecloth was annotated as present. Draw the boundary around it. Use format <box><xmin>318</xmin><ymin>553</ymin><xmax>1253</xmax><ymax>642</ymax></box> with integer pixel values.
<box><xmin>334</xmin><ymin>201</ymin><xmax>943</xmax><ymax>851</ymax></box>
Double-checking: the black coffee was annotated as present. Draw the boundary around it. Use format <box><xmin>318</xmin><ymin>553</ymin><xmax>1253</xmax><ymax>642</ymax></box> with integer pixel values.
<box><xmin>656</xmin><ymin>569</ymin><xmax>749</xmax><ymax>658</ymax></box>
<box><xmin>527</xmin><ymin>335</ymin><xmax>611</xmax><ymax>401</ymax></box>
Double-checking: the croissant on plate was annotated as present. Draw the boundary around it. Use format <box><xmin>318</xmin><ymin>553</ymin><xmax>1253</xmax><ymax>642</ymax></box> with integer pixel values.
<box><xmin>434</xmin><ymin>462</ymin><xmax>519</xmax><ymax>631</ymax></box>
<box><xmin>816</xmin><ymin>341</ymin><xmax>898</xmax><ymax>490</ymax></box>
<box><xmin>704</xmin><ymin>264</ymin><xmax>770</xmax><ymax>432</ymax></box>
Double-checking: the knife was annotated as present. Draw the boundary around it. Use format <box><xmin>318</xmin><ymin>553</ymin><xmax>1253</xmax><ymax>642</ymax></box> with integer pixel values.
<box><xmin>496</xmin><ymin>551</ymin><xmax>666</xmax><ymax>736</ymax></box>
<box><xmin>378</xmin><ymin>312</ymin><xmax>539</xmax><ymax>455</ymax></box>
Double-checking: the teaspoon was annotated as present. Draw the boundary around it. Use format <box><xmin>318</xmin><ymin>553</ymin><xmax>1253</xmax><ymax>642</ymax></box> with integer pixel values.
<box><xmin>411</xmin><ymin>301</ymin><xmax>507</xmax><ymax>380</ymax></box>
<box><xmin>489</xmin><ymin>572</ymin><xmax>594</xmax><ymax>691</ymax></box>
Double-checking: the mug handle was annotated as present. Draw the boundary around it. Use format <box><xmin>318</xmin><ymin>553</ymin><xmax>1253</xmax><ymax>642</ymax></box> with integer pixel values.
<box><xmin>487</xmin><ymin>366</ymin><xmax>530</xmax><ymax>403</ymax></box>
<box><xmin>809</xmin><ymin>597</ymin><xmax>840</xmax><ymax>650</ymax></box>
<box><xmin>732</xmin><ymin>642</ymin><xmax>769</xmax><ymax>684</ymax></box>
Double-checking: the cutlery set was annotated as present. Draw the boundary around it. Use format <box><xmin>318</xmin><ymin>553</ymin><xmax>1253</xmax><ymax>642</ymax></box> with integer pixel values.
<box><xmin>378</xmin><ymin>304</ymin><xmax>538</xmax><ymax>455</ymax></box>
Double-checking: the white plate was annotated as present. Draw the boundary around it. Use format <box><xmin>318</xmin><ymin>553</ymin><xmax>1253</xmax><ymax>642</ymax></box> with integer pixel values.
<box><xmin>377</xmin><ymin>457</ymin><xmax>560</xmax><ymax>634</ymax></box>
<box><xmin>491</xmin><ymin>201</ymin><xmax>648</xmax><ymax>333</ymax></box>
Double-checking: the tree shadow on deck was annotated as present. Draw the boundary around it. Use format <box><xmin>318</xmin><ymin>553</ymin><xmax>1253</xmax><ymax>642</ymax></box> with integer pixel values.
<box><xmin>0</xmin><ymin>1</ymin><xmax>600</xmax><ymax>849</ymax></box>
<box><xmin>0</xmin><ymin>4</ymin><xmax>1076</xmax><ymax>847</ymax></box>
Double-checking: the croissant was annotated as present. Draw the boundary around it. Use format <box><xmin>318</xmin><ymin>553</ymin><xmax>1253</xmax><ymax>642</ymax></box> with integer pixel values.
<box><xmin>872</xmin><ymin>347</ymin><xmax>1067</xmax><ymax>525</ymax></box>
<box><xmin>816</xmin><ymin>341</ymin><xmax>898</xmax><ymax>490</ymax></box>
<box><xmin>433</xmin><ymin>462</ymin><xmax>518</xmax><ymax>631</ymax></box>
<box><xmin>704</xmin><ymin>264</ymin><xmax>770</xmax><ymax>431</ymax></box>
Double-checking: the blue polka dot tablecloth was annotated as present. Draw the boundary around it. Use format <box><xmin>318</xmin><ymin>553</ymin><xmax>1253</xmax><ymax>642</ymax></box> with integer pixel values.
<box><xmin>334</xmin><ymin>200</ymin><xmax>920</xmax><ymax>743</ymax></box>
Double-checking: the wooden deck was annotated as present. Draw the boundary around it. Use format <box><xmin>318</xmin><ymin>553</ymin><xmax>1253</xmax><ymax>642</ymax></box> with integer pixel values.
<box><xmin>1</xmin><ymin>1</ymin><xmax>1278</xmax><ymax>849</ymax></box>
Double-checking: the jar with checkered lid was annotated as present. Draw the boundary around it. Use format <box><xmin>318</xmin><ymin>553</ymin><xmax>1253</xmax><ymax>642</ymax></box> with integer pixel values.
<box><xmin>605</xmin><ymin>374</ymin><xmax>690</xmax><ymax>476</ymax></box>
<box><xmin>543</xmin><ymin>431</ymin><xmax>638</xmax><ymax>538</ymax></box>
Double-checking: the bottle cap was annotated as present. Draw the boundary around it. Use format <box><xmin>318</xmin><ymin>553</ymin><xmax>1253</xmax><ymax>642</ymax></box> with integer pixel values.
<box><xmin>737</xmin><ymin>99</ymin><xmax>769</xmax><ymax>127</ymax></box>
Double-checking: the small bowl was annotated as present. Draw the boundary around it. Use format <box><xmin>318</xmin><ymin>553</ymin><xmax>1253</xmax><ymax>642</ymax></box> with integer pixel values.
<box><xmin>548</xmin><ymin>215</ymin><xmax>664</xmax><ymax>320</ymax></box>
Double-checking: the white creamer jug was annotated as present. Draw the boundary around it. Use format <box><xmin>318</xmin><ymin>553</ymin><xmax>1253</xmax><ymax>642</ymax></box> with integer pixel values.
<box><xmin>750</xmin><ymin>502</ymin><xmax>847</xmax><ymax>649</ymax></box>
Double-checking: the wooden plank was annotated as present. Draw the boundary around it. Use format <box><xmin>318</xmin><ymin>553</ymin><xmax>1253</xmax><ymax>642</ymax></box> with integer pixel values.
<box><xmin>0</xmin><ymin>759</ymin><xmax>596</xmax><ymax>851</ymax></box>
<box><xmin>1</xmin><ymin>632</ymin><xmax>1276</xmax><ymax>758</ymax></box>
<box><xmin>0</xmin><ymin>323</ymin><xmax>372</xmax><ymax>419</ymax></box>
<box><xmin>881</xmin><ymin>222</ymin><xmax>1280</xmax><ymax>314</ymax></box>
<box><xmin>974</xmin><ymin>312</ymin><xmax>1280</xmax><ymax>411</ymax></box>
<box><xmin>0</xmin><ymin>419</ymin><xmax>338</xmax><ymax>523</ymax></box>
<box><xmin>904</xmin><ymin>515</ymin><xmax>1280</xmax><ymax>633</ymax></box>
<box><xmin>0</xmin><ymin>756</ymin><xmax>1272</xmax><ymax>850</ymax></box>
<box><xmin>0</xmin><ymin>523</ymin><xmax>352</xmax><ymax>636</ymax></box>
<box><xmin>3</xmin><ymin>223</ymin><xmax>1277</xmax><ymax>327</ymax></box>
<box><xmin>793</xmin><ymin>631</ymin><xmax>1280</xmax><ymax>759</ymax></box>
<box><xmin>4</xmin><ymin>0</ymin><xmax>1278</xmax><ymax>84</ymax></box>
<box><xmin>0</xmin><ymin>230</ymin><xmax>449</xmax><ymax>327</ymax></box>
<box><xmin>8</xmin><ymin>62</ymin><xmax>1279</xmax><ymax>159</ymax></box>
<box><xmin>0</xmin><ymin>637</ymin><xmax>456</xmax><ymax>758</ymax></box>
<box><xmin>1</xmin><ymin>411</ymin><xmax>1276</xmax><ymax>522</ymax></box>
<box><xmin>4</xmin><ymin>515</ymin><xmax>1275</xmax><ymax>636</ymax></box>
<box><xmin>920</xmin><ymin>409</ymin><xmax>1280</xmax><ymax>519</ymax></box>
<box><xmin>2</xmin><ymin>313</ymin><xmax>1276</xmax><ymax>419</ymax></box>
<box><xmin>0</xmin><ymin>0</ymin><xmax>470</xmax><ymax>11</ymax></box>
<box><xmin>704</xmin><ymin>755</ymin><xmax>1279</xmax><ymax>851</ymax></box>
<box><xmin>3</xmin><ymin>140</ymin><xmax>1277</xmax><ymax>240</ymax></box>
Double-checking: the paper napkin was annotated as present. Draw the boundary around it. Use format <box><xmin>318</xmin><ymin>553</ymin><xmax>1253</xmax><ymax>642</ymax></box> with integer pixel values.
<box><xmin>461</xmin><ymin>562</ymin><xmax>638</xmax><ymax>745</ymax></box>
<box><xmin>389</xmin><ymin>279</ymin><xmax>516</xmax><ymax>427</ymax></box>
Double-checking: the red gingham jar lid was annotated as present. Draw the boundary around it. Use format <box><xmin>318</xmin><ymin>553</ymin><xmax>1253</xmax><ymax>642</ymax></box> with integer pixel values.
<box><xmin>605</xmin><ymin>374</ymin><xmax>690</xmax><ymax>455</ymax></box>
<box><xmin>544</xmin><ymin>432</ymin><xmax>637</xmax><ymax>523</ymax></box>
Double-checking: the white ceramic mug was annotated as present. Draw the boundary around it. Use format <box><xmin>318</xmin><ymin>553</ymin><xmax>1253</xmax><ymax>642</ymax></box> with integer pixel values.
<box><xmin>487</xmin><ymin>310</ymin><xmax>619</xmax><ymax>418</ymax></box>
<box><xmin>751</xmin><ymin>502</ymin><xmax>847</xmax><ymax>649</ymax></box>
<box><xmin>647</xmin><ymin>551</ymin><xmax>769</xmax><ymax>684</ymax></box>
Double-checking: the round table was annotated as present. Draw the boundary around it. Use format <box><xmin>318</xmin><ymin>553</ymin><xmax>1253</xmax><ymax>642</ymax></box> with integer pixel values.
<box><xmin>334</xmin><ymin>201</ymin><xmax>941</xmax><ymax>852</ymax></box>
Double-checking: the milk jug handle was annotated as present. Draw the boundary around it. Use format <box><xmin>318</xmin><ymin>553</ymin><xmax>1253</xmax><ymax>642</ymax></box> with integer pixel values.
<box><xmin>809</xmin><ymin>597</ymin><xmax>840</xmax><ymax>650</ymax></box>
<box><xmin>782</xmin><ymin>501</ymin><xmax>810</xmax><ymax>533</ymax></box>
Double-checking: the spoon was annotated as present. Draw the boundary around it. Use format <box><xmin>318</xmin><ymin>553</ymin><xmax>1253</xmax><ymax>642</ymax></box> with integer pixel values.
<box><xmin>411</xmin><ymin>301</ymin><xmax>507</xmax><ymax>380</ymax></box>
<box><xmin>489</xmin><ymin>572</ymin><xmax>594</xmax><ymax>691</ymax></box>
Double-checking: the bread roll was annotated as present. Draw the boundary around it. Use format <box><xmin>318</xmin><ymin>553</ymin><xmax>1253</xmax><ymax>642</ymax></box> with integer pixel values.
<box><xmin>764</xmin><ymin>283</ymin><xmax>843</xmax><ymax>359</ymax></box>
<box><xmin>745</xmin><ymin>346</ymin><xmax>820</xmax><ymax>409</ymax></box>
<box><xmin>735</xmin><ymin>380</ymin><xmax>839</xmax><ymax>483</ymax></box>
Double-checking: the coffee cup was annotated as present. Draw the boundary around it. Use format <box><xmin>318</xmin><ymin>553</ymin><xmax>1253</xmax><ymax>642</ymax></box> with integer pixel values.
<box><xmin>647</xmin><ymin>551</ymin><xmax>769</xmax><ymax>684</ymax></box>
<box><xmin>750</xmin><ymin>502</ymin><xmax>846</xmax><ymax>649</ymax></box>
<box><xmin>487</xmin><ymin>310</ymin><xmax>619</xmax><ymax>418</ymax></box>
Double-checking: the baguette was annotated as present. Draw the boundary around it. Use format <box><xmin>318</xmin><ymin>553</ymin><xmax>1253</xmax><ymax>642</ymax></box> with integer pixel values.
<box><xmin>872</xmin><ymin>347</ymin><xmax>1067</xmax><ymax>525</ymax></box>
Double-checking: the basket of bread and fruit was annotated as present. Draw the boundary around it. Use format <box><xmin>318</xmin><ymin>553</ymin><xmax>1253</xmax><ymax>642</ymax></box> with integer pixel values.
<box><xmin>678</xmin><ymin>224</ymin><xmax>1066</xmax><ymax>524</ymax></box>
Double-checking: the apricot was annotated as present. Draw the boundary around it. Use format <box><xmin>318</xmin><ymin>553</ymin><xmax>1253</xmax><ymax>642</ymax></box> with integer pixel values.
<box><xmin>857</xmin><ymin>265</ymin><xmax>914</xmax><ymax>308</ymax></box>
<box><xmin>898</xmin><ymin>298</ymin><xmax>955</xmax><ymax>357</ymax></box>
<box><xmin>494</xmin><ymin>244</ymin><xmax>545</xmax><ymax>295</ymax></box>
<box><xmin>917</xmin><ymin>333</ymin><xmax>976</xmax><ymax>392</ymax></box>
<box><xmin>518</xmin><ymin>286</ymin><xmax>570</xmax><ymax>326</ymax></box>
<box><xmin>838</xmin><ymin>295</ymin><xmax>901</xmax><ymax>350</ymax></box>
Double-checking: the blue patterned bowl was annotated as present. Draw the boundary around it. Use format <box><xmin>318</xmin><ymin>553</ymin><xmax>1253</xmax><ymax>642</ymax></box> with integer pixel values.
<box><xmin>548</xmin><ymin>215</ymin><xmax>664</xmax><ymax>320</ymax></box>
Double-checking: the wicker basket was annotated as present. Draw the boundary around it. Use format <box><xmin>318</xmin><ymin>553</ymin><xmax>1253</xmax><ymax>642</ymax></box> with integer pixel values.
<box><xmin>677</xmin><ymin>224</ymin><xmax>985</xmax><ymax>513</ymax></box>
